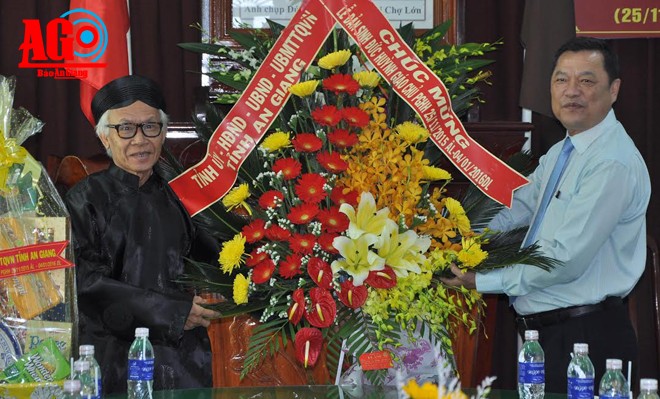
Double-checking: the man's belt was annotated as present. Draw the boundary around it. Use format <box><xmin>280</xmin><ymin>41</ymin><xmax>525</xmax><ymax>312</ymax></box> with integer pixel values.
<box><xmin>515</xmin><ymin>296</ymin><xmax>624</xmax><ymax>331</ymax></box>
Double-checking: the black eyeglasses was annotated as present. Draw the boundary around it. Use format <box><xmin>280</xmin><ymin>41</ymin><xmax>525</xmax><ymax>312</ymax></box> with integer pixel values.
<box><xmin>106</xmin><ymin>122</ymin><xmax>164</xmax><ymax>139</ymax></box>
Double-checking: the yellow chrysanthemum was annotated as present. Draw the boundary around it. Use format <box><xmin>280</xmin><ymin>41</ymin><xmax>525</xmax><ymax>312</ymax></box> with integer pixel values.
<box><xmin>457</xmin><ymin>236</ymin><xmax>488</xmax><ymax>267</ymax></box>
<box><xmin>289</xmin><ymin>80</ymin><xmax>319</xmax><ymax>97</ymax></box>
<box><xmin>232</xmin><ymin>274</ymin><xmax>249</xmax><ymax>305</ymax></box>
<box><xmin>444</xmin><ymin>197</ymin><xmax>465</xmax><ymax>216</ymax></box>
<box><xmin>318</xmin><ymin>49</ymin><xmax>351</xmax><ymax>70</ymax></box>
<box><xmin>352</xmin><ymin>70</ymin><xmax>380</xmax><ymax>87</ymax></box>
<box><xmin>395</xmin><ymin>121</ymin><xmax>429</xmax><ymax>145</ymax></box>
<box><xmin>218</xmin><ymin>233</ymin><xmax>246</xmax><ymax>274</ymax></box>
<box><xmin>221</xmin><ymin>183</ymin><xmax>252</xmax><ymax>215</ymax></box>
<box><xmin>260</xmin><ymin>131</ymin><xmax>291</xmax><ymax>152</ymax></box>
<box><xmin>422</xmin><ymin>165</ymin><xmax>452</xmax><ymax>181</ymax></box>
<box><xmin>403</xmin><ymin>380</ymin><xmax>438</xmax><ymax>399</ymax></box>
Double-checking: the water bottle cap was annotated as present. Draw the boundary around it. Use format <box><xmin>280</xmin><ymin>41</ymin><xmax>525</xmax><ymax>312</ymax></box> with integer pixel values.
<box><xmin>135</xmin><ymin>327</ymin><xmax>149</xmax><ymax>337</ymax></box>
<box><xmin>79</xmin><ymin>344</ymin><xmax>95</xmax><ymax>355</ymax></box>
<box><xmin>63</xmin><ymin>379</ymin><xmax>81</xmax><ymax>392</ymax></box>
<box><xmin>573</xmin><ymin>343</ymin><xmax>588</xmax><ymax>354</ymax></box>
<box><xmin>524</xmin><ymin>330</ymin><xmax>539</xmax><ymax>340</ymax></box>
<box><xmin>641</xmin><ymin>379</ymin><xmax>658</xmax><ymax>391</ymax></box>
<box><xmin>606</xmin><ymin>358</ymin><xmax>623</xmax><ymax>369</ymax></box>
<box><xmin>73</xmin><ymin>359</ymin><xmax>90</xmax><ymax>371</ymax></box>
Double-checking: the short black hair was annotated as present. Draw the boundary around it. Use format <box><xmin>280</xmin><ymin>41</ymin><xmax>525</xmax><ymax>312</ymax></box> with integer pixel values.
<box><xmin>552</xmin><ymin>37</ymin><xmax>620</xmax><ymax>84</ymax></box>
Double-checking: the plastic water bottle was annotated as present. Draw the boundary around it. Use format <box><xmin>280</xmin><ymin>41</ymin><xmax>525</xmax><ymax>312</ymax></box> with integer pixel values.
<box><xmin>638</xmin><ymin>379</ymin><xmax>660</xmax><ymax>399</ymax></box>
<box><xmin>518</xmin><ymin>330</ymin><xmax>545</xmax><ymax>399</ymax></box>
<box><xmin>79</xmin><ymin>345</ymin><xmax>102</xmax><ymax>398</ymax></box>
<box><xmin>71</xmin><ymin>360</ymin><xmax>95</xmax><ymax>398</ymax></box>
<box><xmin>127</xmin><ymin>327</ymin><xmax>154</xmax><ymax>399</ymax></box>
<box><xmin>62</xmin><ymin>379</ymin><xmax>82</xmax><ymax>399</ymax></box>
<box><xmin>567</xmin><ymin>343</ymin><xmax>595</xmax><ymax>399</ymax></box>
<box><xmin>599</xmin><ymin>359</ymin><xmax>629</xmax><ymax>399</ymax></box>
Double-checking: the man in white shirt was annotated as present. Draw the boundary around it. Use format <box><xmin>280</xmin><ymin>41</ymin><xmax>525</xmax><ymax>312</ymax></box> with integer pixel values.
<box><xmin>442</xmin><ymin>37</ymin><xmax>651</xmax><ymax>392</ymax></box>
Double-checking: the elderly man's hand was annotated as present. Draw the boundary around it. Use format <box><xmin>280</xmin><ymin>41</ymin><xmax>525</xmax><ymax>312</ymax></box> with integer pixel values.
<box><xmin>185</xmin><ymin>296</ymin><xmax>221</xmax><ymax>330</ymax></box>
<box><xmin>439</xmin><ymin>264</ymin><xmax>477</xmax><ymax>290</ymax></box>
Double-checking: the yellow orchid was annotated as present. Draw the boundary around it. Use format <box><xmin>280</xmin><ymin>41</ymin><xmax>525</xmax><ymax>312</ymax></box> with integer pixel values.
<box><xmin>331</xmin><ymin>233</ymin><xmax>385</xmax><ymax>286</ymax></box>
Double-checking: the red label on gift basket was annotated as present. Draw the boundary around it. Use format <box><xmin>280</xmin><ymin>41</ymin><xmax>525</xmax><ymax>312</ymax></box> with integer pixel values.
<box><xmin>0</xmin><ymin>241</ymin><xmax>72</xmax><ymax>279</ymax></box>
<box><xmin>359</xmin><ymin>350</ymin><xmax>393</xmax><ymax>370</ymax></box>
<box><xmin>170</xmin><ymin>0</ymin><xmax>528</xmax><ymax>216</ymax></box>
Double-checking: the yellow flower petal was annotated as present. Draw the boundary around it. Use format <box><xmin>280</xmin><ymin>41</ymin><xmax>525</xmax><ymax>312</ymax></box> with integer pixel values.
<box><xmin>233</xmin><ymin>274</ymin><xmax>249</xmax><ymax>304</ymax></box>
<box><xmin>352</xmin><ymin>70</ymin><xmax>380</xmax><ymax>87</ymax></box>
<box><xmin>318</xmin><ymin>49</ymin><xmax>352</xmax><ymax>70</ymax></box>
<box><xmin>422</xmin><ymin>166</ymin><xmax>452</xmax><ymax>181</ymax></box>
<box><xmin>289</xmin><ymin>80</ymin><xmax>319</xmax><ymax>97</ymax></box>
<box><xmin>260</xmin><ymin>131</ymin><xmax>291</xmax><ymax>152</ymax></box>
<box><xmin>219</xmin><ymin>233</ymin><xmax>246</xmax><ymax>274</ymax></box>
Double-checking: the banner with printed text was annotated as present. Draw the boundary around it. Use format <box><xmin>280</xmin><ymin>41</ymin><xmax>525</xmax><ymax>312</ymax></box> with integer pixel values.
<box><xmin>169</xmin><ymin>0</ymin><xmax>528</xmax><ymax>216</ymax></box>
<box><xmin>0</xmin><ymin>241</ymin><xmax>72</xmax><ymax>279</ymax></box>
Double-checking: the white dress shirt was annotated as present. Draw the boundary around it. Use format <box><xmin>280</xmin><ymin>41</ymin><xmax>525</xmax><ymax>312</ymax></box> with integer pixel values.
<box><xmin>477</xmin><ymin>110</ymin><xmax>651</xmax><ymax>315</ymax></box>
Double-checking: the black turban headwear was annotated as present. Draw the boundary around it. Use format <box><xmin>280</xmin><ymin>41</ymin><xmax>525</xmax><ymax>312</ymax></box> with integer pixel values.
<box><xmin>91</xmin><ymin>75</ymin><xmax>166</xmax><ymax>124</ymax></box>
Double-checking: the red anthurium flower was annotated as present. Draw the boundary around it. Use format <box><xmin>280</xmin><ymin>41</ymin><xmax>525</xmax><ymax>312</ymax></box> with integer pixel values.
<box><xmin>272</xmin><ymin>158</ymin><xmax>302</xmax><ymax>180</ymax></box>
<box><xmin>318</xmin><ymin>233</ymin><xmax>340</xmax><ymax>254</ymax></box>
<box><xmin>338</xmin><ymin>280</ymin><xmax>369</xmax><ymax>309</ymax></box>
<box><xmin>342</xmin><ymin>106</ymin><xmax>370</xmax><ymax>128</ymax></box>
<box><xmin>292</xmin><ymin>133</ymin><xmax>323</xmax><ymax>153</ymax></box>
<box><xmin>305</xmin><ymin>287</ymin><xmax>337</xmax><ymax>328</ymax></box>
<box><xmin>279</xmin><ymin>254</ymin><xmax>303</xmax><ymax>279</ymax></box>
<box><xmin>289</xmin><ymin>233</ymin><xmax>316</xmax><ymax>255</ymax></box>
<box><xmin>327</xmin><ymin>129</ymin><xmax>358</xmax><ymax>148</ymax></box>
<box><xmin>246</xmin><ymin>248</ymin><xmax>270</xmax><ymax>268</ymax></box>
<box><xmin>312</xmin><ymin>105</ymin><xmax>342</xmax><ymax>127</ymax></box>
<box><xmin>317</xmin><ymin>207</ymin><xmax>349</xmax><ymax>233</ymax></box>
<box><xmin>288</xmin><ymin>288</ymin><xmax>306</xmax><ymax>324</ymax></box>
<box><xmin>259</xmin><ymin>190</ymin><xmax>284</xmax><ymax>209</ymax></box>
<box><xmin>252</xmin><ymin>259</ymin><xmax>276</xmax><ymax>284</ymax></box>
<box><xmin>307</xmin><ymin>257</ymin><xmax>333</xmax><ymax>290</ymax></box>
<box><xmin>365</xmin><ymin>266</ymin><xmax>398</xmax><ymax>289</ymax></box>
<box><xmin>241</xmin><ymin>219</ymin><xmax>266</xmax><ymax>243</ymax></box>
<box><xmin>294</xmin><ymin>327</ymin><xmax>323</xmax><ymax>368</ymax></box>
<box><xmin>288</xmin><ymin>202</ymin><xmax>320</xmax><ymax>225</ymax></box>
<box><xmin>295</xmin><ymin>173</ymin><xmax>327</xmax><ymax>203</ymax></box>
<box><xmin>265</xmin><ymin>224</ymin><xmax>291</xmax><ymax>241</ymax></box>
<box><xmin>330</xmin><ymin>185</ymin><xmax>359</xmax><ymax>207</ymax></box>
<box><xmin>323</xmin><ymin>74</ymin><xmax>360</xmax><ymax>95</ymax></box>
<box><xmin>317</xmin><ymin>152</ymin><xmax>348</xmax><ymax>174</ymax></box>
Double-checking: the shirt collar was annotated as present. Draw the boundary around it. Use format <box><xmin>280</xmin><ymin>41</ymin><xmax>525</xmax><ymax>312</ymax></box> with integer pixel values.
<box><xmin>108</xmin><ymin>163</ymin><xmax>157</xmax><ymax>189</ymax></box>
<box><xmin>565</xmin><ymin>109</ymin><xmax>616</xmax><ymax>154</ymax></box>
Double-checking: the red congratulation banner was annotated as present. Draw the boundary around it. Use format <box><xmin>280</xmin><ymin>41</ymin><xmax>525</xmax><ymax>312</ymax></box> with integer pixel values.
<box><xmin>0</xmin><ymin>241</ymin><xmax>73</xmax><ymax>279</ymax></box>
<box><xmin>170</xmin><ymin>0</ymin><xmax>528</xmax><ymax>216</ymax></box>
<box><xmin>575</xmin><ymin>0</ymin><xmax>660</xmax><ymax>38</ymax></box>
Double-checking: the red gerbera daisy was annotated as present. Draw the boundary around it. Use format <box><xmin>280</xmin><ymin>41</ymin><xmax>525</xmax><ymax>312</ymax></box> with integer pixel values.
<box><xmin>322</xmin><ymin>74</ymin><xmax>360</xmax><ymax>95</ymax></box>
<box><xmin>289</xmin><ymin>233</ymin><xmax>316</xmax><ymax>255</ymax></box>
<box><xmin>307</xmin><ymin>257</ymin><xmax>333</xmax><ymax>290</ymax></box>
<box><xmin>342</xmin><ymin>106</ymin><xmax>370</xmax><ymax>128</ymax></box>
<box><xmin>317</xmin><ymin>207</ymin><xmax>349</xmax><ymax>233</ymax></box>
<box><xmin>287</xmin><ymin>202</ymin><xmax>320</xmax><ymax>225</ymax></box>
<box><xmin>279</xmin><ymin>254</ymin><xmax>303</xmax><ymax>279</ymax></box>
<box><xmin>246</xmin><ymin>248</ymin><xmax>270</xmax><ymax>268</ymax></box>
<box><xmin>311</xmin><ymin>105</ymin><xmax>341</xmax><ymax>127</ymax></box>
<box><xmin>265</xmin><ymin>224</ymin><xmax>291</xmax><ymax>241</ymax></box>
<box><xmin>272</xmin><ymin>158</ymin><xmax>302</xmax><ymax>180</ymax></box>
<box><xmin>252</xmin><ymin>259</ymin><xmax>276</xmax><ymax>284</ymax></box>
<box><xmin>288</xmin><ymin>288</ymin><xmax>306</xmax><ymax>325</ymax></box>
<box><xmin>259</xmin><ymin>190</ymin><xmax>284</xmax><ymax>209</ymax></box>
<box><xmin>292</xmin><ymin>133</ymin><xmax>323</xmax><ymax>153</ymax></box>
<box><xmin>317</xmin><ymin>152</ymin><xmax>348</xmax><ymax>174</ymax></box>
<box><xmin>337</xmin><ymin>280</ymin><xmax>368</xmax><ymax>309</ymax></box>
<box><xmin>294</xmin><ymin>327</ymin><xmax>323</xmax><ymax>368</ymax></box>
<box><xmin>327</xmin><ymin>129</ymin><xmax>358</xmax><ymax>148</ymax></box>
<box><xmin>305</xmin><ymin>287</ymin><xmax>336</xmax><ymax>328</ymax></box>
<box><xmin>365</xmin><ymin>265</ymin><xmax>397</xmax><ymax>289</ymax></box>
<box><xmin>318</xmin><ymin>233</ymin><xmax>340</xmax><ymax>254</ymax></box>
<box><xmin>241</xmin><ymin>219</ymin><xmax>266</xmax><ymax>243</ymax></box>
<box><xmin>330</xmin><ymin>185</ymin><xmax>359</xmax><ymax>207</ymax></box>
<box><xmin>294</xmin><ymin>173</ymin><xmax>327</xmax><ymax>203</ymax></box>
